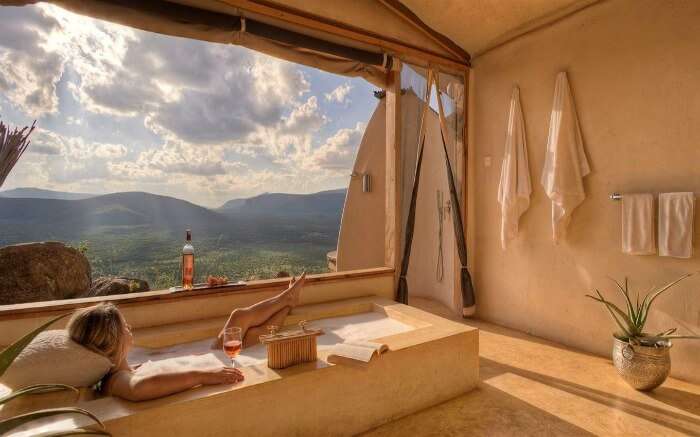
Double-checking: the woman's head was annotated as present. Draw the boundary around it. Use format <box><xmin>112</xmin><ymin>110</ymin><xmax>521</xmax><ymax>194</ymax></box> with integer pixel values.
<box><xmin>67</xmin><ymin>303</ymin><xmax>133</xmax><ymax>368</ymax></box>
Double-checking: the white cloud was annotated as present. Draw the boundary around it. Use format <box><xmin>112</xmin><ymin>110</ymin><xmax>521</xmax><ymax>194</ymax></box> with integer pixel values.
<box><xmin>238</xmin><ymin>95</ymin><xmax>328</xmax><ymax>166</ymax></box>
<box><xmin>72</xmin><ymin>33</ymin><xmax>310</xmax><ymax>145</ymax></box>
<box><xmin>0</xmin><ymin>4</ymin><xmax>373</xmax><ymax>206</ymax></box>
<box><xmin>311</xmin><ymin>122</ymin><xmax>364</xmax><ymax>172</ymax></box>
<box><xmin>325</xmin><ymin>83</ymin><xmax>352</xmax><ymax>104</ymax></box>
<box><xmin>0</xmin><ymin>6</ymin><xmax>63</xmax><ymax>114</ymax></box>
<box><xmin>30</xmin><ymin>129</ymin><xmax>126</xmax><ymax>161</ymax></box>
<box><xmin>93</xmin><ymin>143</ymin><xmax>127</xmax><ymax>159</ymax></box>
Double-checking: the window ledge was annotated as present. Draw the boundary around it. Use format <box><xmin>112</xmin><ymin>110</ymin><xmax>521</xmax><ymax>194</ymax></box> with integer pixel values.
<box><xmin>0</xmin><ymin>267</ymin><xmax>394</xmax><ymax>319</ymax></box>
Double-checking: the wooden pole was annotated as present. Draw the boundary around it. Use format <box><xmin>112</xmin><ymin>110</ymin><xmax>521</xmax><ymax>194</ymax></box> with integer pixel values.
<box><xmin>453</xmin><ymin>69</ymin><xmax>470</xmax><ymax>314</ymax></box>
<box><xmin>377</xmin><ymin>0</ymin><xmax>470</xmax><ymax>63</ymax></box>
<box><xmin>463</xmin><ymin>68</ymin><xmax>476</xmax><ymax>317</ymax></box>
<box><xmin>384</xmin><ymin>65</ymin><xmax>402</xmax><ymax>292</ymax></box>
<box><xmin>221</xmin><ymin>0</ymin><xmax>469</xmax><ymax>72</ymax></box>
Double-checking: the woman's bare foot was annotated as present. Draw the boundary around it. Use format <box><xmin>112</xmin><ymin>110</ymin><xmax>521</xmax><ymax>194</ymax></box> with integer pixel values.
<box><xmin>210</xmin><ymin>273</ymin><xmax>305</xmax><ymax>350</ymax></box>
<box><xmin>287</xmin><ymin>272</ymin><xmax>306</xmax><ymax>306</ymax></box>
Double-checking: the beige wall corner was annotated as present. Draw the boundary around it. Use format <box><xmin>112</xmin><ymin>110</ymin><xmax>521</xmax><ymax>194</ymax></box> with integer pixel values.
<box><xmin>469</xmin><ymin>0</ymin><xmax>700</xmax><ymax>383</ymax></box>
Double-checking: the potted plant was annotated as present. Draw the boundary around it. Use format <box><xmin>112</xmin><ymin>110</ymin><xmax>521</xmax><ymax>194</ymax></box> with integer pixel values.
<box><xmin>586</xmin><ymin>273</ymin><xmax>699</xmax><ymax>391</ymax></box>
<box><xmin>0</xmin><ymin>314</ymin><xmax>109</xmax><ymax>436</ymax></box>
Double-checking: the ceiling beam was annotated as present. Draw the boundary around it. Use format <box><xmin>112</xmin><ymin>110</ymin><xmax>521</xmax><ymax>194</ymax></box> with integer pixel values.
<box><xmin>218</xmin><ymin>0</ymin><xmax>470</xmax><ymax>71</ymax></box>
<box><xmin>377</xmin><ymin>0</ymin><xmax>470</xmax><ymax>63</ymax></box>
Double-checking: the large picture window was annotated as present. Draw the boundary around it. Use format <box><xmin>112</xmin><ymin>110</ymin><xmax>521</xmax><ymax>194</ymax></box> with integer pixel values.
<box><xmin>0</xmin><ymin>4</ymin><xmax>379</xmax><ymax>304</ymax></box>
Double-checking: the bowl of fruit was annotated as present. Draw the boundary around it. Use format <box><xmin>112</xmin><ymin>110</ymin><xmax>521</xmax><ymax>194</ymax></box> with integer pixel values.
<box><xmin>206</xmin><ymin>275</ymin><xmax>229</xmax><ymax>287</ymax></box>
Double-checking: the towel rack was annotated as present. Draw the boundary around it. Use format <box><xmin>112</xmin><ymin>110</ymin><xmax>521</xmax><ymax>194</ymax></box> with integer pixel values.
<box><xmin>609</xmin><ymin>192</ymin><xmax>697</xmax><ymax>201</ymax></box>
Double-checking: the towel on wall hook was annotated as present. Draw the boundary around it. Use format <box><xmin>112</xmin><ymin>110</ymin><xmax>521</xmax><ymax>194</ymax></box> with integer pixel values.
<box><xmin>541</xmin><ymin>72</ymin><xmax>590</xmax><ymax>243</ymax></box>
<box><xmin>498</xmin><ymin>86</ymin><xmax>531</xmax><ymax>250</ymax></box>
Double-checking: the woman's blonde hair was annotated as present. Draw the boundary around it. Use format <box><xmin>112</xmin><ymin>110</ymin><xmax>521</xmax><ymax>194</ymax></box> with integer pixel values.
<box><xmin>67</xmin><ymin>303</ymin><xmax>128</xmax><ymax>368</ymax></box>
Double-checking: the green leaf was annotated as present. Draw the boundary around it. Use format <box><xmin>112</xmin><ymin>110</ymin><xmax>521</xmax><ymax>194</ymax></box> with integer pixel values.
<box><xmin>639</xmin><ymin>273</ymin><xmax>694</xmax><ymax>330</ymax></box>
<box><xmin>609</xmin><ymin>276</ymin><xmax>636</xmax><ymax>324</ymax></box>
<box><xmin>0</xmin><ymin>313</ymin><xmax>70</xmax><ymax>379</ymax></box>
<box><xmin>0</xmin><ymin>384</ymin><xmax>78</xmax><ymax>406</ymax></box>
<box><xmin>594</xmin><ymin>289</ymin><xmax>636</xmax><ymax>330</ymax></box>
<box><xmin>35</xmin><ymin>428</ymin><xmax>111</xmax><ymax>437</ymax></box>
<box><xmin>645</xmin><ymin>273</ymin><xmax>694</xmax><ymax>309</ymax></box>
<box><xmin>635</xmin><ymin>283</ymin><xmax>655</xmax><ymax>321</ymax></box>
<box><xmin>586</xmin><ymin>293</ymin><xmax>633</xmax><ymax>338</ymax></box>
<box><xmin>655</xmin><ymin>328</ymin><xmax>677</xmax><ymax>337</ymax></box>
<box><xmin>0</xmin><ymin>407</ymin><xmax>105</xmax><ymax>435</ymax></box>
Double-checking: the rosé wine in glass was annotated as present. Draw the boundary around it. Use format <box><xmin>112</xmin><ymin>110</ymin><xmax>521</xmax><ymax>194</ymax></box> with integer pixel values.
<box><xmin>223</xmin><ymin>327</ymin><xmax>242</xmax><ymax>368</ymax></box>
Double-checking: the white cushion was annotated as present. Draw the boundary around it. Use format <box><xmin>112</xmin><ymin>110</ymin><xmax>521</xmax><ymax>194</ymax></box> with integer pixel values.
<box><xmin>1</xmin><ymin>330</ymin><xmax>112</xmax><ymax>389</ymax></box>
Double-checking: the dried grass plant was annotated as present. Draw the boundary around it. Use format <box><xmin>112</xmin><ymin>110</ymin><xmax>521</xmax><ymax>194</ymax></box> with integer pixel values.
<box><xmin>0</xmin><ymin>118</ymin><xmax>36</xmax><ymax>188</ymax></box>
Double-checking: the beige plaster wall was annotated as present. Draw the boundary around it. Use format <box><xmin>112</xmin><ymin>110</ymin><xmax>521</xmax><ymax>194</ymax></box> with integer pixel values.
<box><xmin>470</xmin><ymin>0</ymin><xmax>700</xmax><ymax>383</ymax></box>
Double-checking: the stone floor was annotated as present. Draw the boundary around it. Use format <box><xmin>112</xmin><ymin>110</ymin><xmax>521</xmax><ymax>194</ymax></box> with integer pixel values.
<box><xmin>361</xmin><ymin>298</ymin><xmax>700</xmax><ymax>437</ymax></box>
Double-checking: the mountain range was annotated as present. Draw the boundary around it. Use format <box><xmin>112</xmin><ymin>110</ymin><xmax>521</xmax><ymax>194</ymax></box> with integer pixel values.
<box><xmin>0</xmin><ymin>188</ymin><xmax>347</xmax><ymax>246</ymax></box>
<box><xmin>218</xmin><ymin>188</ymin><xmax>346</xmax><ymax>217</ymax></box>
<box><xmin>0</xmin><ymin>187</ymin><xmax>95</xmax><ymax>200</ymax></box>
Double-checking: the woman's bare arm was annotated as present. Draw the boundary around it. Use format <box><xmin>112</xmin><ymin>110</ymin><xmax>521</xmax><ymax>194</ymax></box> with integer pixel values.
<box><xmin>107</xmin><ymin>366</ymin><xmax>243</xmax><ymax>402</ymax></box>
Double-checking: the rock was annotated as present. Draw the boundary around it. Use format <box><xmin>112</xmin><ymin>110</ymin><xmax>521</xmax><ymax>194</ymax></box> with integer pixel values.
<box><xmin>0</xmin><ymin>242</ymin><xmax>91</xmax><ymax>305</ymax></box>
<box><xmin>87</xmin><ymin>277</ymin><xmax>150</xmax><ymax>297</ymax></box>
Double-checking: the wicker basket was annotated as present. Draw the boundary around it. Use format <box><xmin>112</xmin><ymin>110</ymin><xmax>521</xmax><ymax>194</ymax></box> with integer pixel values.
<box><xmin>259</xmin><ymin>321</ymin><xmax>322</xmax><ymax>369</ymax></box>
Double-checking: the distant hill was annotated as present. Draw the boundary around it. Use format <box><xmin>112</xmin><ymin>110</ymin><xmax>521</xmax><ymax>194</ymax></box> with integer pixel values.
<box><xmin>219</xmin><ymin>198</ymin><xmax>246</xmax><ymax>211</ymax></box>
<box><xmin>219</xmin><ymin>188</ymin><xmax>347</xmax><ymax>217</ymax></box>
<box><xmin>0</xmin><ymin>187</ymin><xmax>95</xmax><ymax>200</ymax></box>
<box><xmin>0</xmin><ymin>191</ymin><xmax>234</xmax><ymax>243</ymax></box>
<box><xmin>0</xmin><ymin>188</ymin><xmax>347</xmax><ymax>247</ymax></box>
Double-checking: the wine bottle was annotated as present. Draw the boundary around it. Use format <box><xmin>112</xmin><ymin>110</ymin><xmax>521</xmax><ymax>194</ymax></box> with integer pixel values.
<box><xmin>182</xmin><ymin>229</ymin><xmax>194</xmax><ymax>289</ymax></box>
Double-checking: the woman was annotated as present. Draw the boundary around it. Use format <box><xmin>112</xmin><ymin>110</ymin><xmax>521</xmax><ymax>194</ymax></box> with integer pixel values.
<box><xmin>68</xmin><ymin>273</ymin><xmax>306</xmax><ymax>401</ymax></box>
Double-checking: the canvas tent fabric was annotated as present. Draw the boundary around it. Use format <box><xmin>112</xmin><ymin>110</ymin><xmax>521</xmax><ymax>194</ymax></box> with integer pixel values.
<box><xmin>433</xmin><ymin>73</ymin><xmax>476</xmax><ymax>315</ymax></box>
<box><xmin>2</xmin><ymin>0</ymin><xmax>391</xmax><ymax>88</ymax></box>
<box><xmin>541</xmin><ymin>71</ymin><xmax>590</xmax><ymax>243</ymax></box>
<box><xmin>497</xmin><ymin>86</ymin><xmax>531</xmax><ymax>250</ymax></box>
<box><xmin>396</xmin><ymin>69</ymin><xmax>475</xmax><ymax>315</ymax></box>
<box><xmin>400</xmin><ymin>0</ymin><xmax>601</xmax><ymax>56</ymax></box>
<box><xmin>396</xmin><ymin>70</ymin><xmax>432</xmax><ymax>306</ymax></box>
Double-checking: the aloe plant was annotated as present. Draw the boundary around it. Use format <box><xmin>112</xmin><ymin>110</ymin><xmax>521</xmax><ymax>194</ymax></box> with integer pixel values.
<box><xmin>0</xmin><ymin>313</ymin><xmax>110</xmax><ymax>436</ymax></box>
<box><xmin>586</xmin><ymin>273</ymin><xmax>700</xmax><ymax>346</ymax></box>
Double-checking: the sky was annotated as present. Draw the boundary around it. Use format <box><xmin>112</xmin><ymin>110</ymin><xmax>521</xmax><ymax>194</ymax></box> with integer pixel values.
<box><xmin>0</xmin><ymin>4</ymin><xmax>378</xmax><ymax>207</ymax></box>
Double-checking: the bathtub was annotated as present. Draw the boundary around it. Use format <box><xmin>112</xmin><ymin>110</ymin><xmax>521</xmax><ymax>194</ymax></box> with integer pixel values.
<box><xmin>8</xmin><ymin>296</ymin><xmax>478</xmax><ymax>436</ymax></box>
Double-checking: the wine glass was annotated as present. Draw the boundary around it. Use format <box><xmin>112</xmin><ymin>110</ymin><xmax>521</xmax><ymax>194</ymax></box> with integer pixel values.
<box><xmin>222</xmin><ymin>327</ymin><xmax>242</xmax><ymax>368</ymax></box>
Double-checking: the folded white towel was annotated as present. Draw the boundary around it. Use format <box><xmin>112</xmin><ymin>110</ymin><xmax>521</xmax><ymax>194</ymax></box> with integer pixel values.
<box><xmin>621</xmin><ymin>194</ymin><xmax>655</xmax><ymax>255</ymax></box>
<box><xmin>541</xmin><ymin>72</ymin><xmax>590</xmax><ymax>243</ymax></box>
<box><xmin>658</xmin><ymin>192</ymin><xmax>695</xmax><ymax>258</ymax></box>
<box><xmin>498</xmin><ymin>86</ymin><xmax>531</xmax><ymax>250</ymax></box>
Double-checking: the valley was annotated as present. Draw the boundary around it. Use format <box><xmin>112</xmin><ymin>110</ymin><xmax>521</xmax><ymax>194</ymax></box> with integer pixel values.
<box><xmin>0</xmin><ymin>188</ymin><xmax>347</xmax><ymax>290</ymax></box>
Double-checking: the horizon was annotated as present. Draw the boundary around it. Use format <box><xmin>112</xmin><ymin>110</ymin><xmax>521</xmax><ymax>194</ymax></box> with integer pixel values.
<box><xmin>0</xmin><ymin>185</ymin><xmax>349</xmax><ymax>209</ymax></box>
<box><xmin>0</xmin><ymin>4</ymin><xmax>374</xmax><ymax>208</ymax></box>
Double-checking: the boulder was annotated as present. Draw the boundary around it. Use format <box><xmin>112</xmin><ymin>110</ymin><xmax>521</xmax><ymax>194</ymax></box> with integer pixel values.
<box><xmin>0</xmin><ymin>242</ymin><xmax>91</xmax><ymax>305</ymax></box>
<box><xmin>87</xmin><ymin>277</ymin><xmax>150</xmax><ymax>297</ymax></box>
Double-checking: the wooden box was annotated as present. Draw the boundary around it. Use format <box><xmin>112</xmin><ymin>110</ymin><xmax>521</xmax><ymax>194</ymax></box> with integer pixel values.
<box><xmin>259</xmin><ymin>321</ymin><xmax>323</xmax><ymax>369</ymax></box>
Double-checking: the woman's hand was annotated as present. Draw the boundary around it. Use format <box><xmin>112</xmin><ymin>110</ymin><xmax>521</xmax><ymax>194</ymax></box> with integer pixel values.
<box><xmin>199</xmin><ymin>366</ymin><xmax>244</xmax><ymax>385</ymax></box>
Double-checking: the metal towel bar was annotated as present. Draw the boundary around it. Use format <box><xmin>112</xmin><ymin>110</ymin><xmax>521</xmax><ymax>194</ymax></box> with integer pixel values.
<box><xmin>609</xmin><ymin>192</ymin><xmax>696</xmax><ymax>201</ymax></box>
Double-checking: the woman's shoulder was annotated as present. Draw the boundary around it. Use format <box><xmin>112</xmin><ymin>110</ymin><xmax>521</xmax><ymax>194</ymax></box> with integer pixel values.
<box><xmin>101</xmin><ymin>367</ymin><xmax>135</xmax><ymax>395</ymax></box>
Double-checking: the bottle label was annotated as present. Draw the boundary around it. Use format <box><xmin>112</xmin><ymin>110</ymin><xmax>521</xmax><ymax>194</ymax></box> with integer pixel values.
<box><xmin>182</xmin><ymin>254</ymin><xmax>194</xmax><ymax>288</ymax></box>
